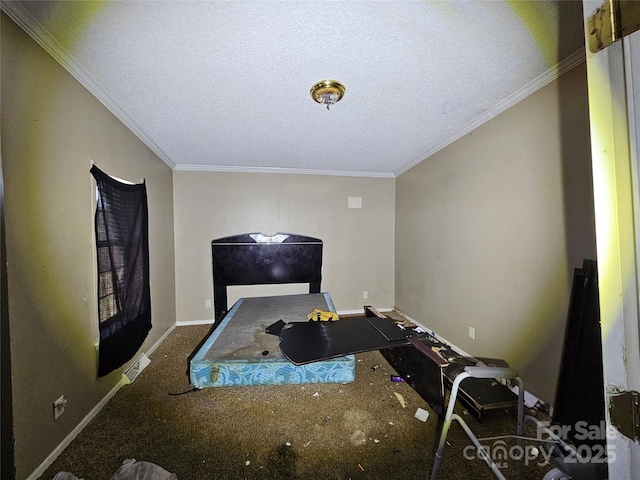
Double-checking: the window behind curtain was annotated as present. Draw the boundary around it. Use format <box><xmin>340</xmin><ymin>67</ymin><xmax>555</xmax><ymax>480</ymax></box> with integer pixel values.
<box><xmin>91</xmin><ymin>165</ymin><xmax>151</xmax><ymax>377</ymax></box>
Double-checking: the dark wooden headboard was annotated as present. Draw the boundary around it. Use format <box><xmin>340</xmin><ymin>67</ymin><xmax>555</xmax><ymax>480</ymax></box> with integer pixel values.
<box><xmin>211</xmin><ymin>233</ymin><xmax>323</xmax><ymax>321</ymax></box>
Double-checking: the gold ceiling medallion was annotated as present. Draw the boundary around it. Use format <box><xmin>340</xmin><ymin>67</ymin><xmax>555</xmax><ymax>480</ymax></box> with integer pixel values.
<box><xmin>310</xmin><ymin>79</ymin><xmax>345</xmax><ymax>110</ymax></box>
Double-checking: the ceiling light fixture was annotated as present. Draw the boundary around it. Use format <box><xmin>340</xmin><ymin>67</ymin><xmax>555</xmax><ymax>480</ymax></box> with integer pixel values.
<box><xmin>310</xmin><ymin>79</ymin><xmax>345</xmax><ymax>110</ymax></box>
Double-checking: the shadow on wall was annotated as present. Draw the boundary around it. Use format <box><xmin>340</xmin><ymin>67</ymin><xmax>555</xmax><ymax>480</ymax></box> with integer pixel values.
<box><xmin>517</xmin><ymin>2</ymin><xmax>596</xmax><ymax>404</ymax></box>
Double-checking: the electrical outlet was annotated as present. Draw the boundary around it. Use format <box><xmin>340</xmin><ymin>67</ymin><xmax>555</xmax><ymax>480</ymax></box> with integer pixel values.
<box><xmin>469</xmin><ymin>326</ymin><xmax>475</xmax><ymax>340</ymax></box>
<box><xmin>53</xmin><ymin>395</ymin><xmax>67</xmax><ymax>420</ymax></box>
<box><xmin>363</xmin><ymin>291</ymin><xmax>368</xmax><ymax>299</ymax></box>
<box><xmin>205</xmin><ymin>299</ymin><xmax>211</xmax><ymax>308</ymax></box>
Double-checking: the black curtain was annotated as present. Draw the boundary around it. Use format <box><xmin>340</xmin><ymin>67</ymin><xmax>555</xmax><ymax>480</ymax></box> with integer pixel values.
<box><xmin>91</xmin><ymin>166</ymin><xmax>151</xmax><ymax>377</ymax></box>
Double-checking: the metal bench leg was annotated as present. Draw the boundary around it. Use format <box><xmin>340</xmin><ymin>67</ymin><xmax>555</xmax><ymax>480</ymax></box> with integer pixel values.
<box><xmin>430</xmin><ymin>367</ymin><xmax>524</xmax><ymax>480</ymax></box>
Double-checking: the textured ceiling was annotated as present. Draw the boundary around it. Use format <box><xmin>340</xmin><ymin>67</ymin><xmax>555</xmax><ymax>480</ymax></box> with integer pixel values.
<box><xmin>2</xmin><ymin>0</ymin><xmax>587</xmax><ymax>177</ymax></box>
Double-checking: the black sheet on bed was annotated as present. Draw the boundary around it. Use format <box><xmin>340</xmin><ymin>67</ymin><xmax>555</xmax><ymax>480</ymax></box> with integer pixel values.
<box><xmin>278</xmin><ymin>317</ymin><xmax>413</xmax><ymax>365</ymax></box>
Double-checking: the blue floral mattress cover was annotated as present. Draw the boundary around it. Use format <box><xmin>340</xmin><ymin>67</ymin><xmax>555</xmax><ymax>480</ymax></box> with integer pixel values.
<box><xmin>189</xmin><ymin>293</ymin><xmax>355</xmax><ymax>387</ymax></box>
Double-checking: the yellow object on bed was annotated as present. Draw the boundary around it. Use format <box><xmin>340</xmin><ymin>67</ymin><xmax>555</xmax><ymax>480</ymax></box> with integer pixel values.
<box><xmin>307</xmin><ymin>308</ymin><xmax>340</xmax><ymax>322</ymax></box>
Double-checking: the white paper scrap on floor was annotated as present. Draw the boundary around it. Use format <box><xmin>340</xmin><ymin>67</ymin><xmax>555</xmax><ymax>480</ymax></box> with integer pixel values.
<box><xmin>52</xmin><ymin>458</ymin><xmax>178</xmax><ymax>480</ymax></box>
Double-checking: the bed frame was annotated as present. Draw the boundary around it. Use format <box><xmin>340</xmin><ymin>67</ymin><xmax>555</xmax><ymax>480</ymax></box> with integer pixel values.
<box><xmin>211</xmin><ymin>232</ymin><xmax>323</xmax><ymax>322</ymax></box>
<box><xmin>189</xmin><ymin>232</ymin><xmax>355</xmax><ymax>388</ymax></box>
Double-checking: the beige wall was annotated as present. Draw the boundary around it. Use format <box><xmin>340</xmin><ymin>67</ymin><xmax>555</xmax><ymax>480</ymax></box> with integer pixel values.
<box><xmin>2</xmin><ymin>6</ymin><xmax>596</xmax><ymax>477</ymax></box>
<box><xmin>173</xmin><ymin>171</ymin><xmax>395</xmax><ymax>322</ymax></box>
<box><xmin>395</xmin><ymin>64</ymin><xmax>596</xmax><ymax>403</ymax></box>
<box><xmin>1</xmin><ymin>13</ymin><xmax>176</xmax><ymax>479</ymax></box>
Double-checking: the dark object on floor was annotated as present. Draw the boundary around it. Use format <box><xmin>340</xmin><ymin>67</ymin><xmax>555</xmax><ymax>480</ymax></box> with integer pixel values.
<box><xmin>381</xmin><ymin>338</ymin><xmax>458</xmax><ymax>418</ymax></box>
<box><xmin>382</xmin><ymin>336</ymin><xmax>517</xmax><ymax>420</ymax></box>
<box><xmin>552</xmin><ymin>259</ymin><xmax>608</xmax><ymax>479</ymax></box>
<box><xmin>553</xmin><ymin>259</ymin><xmax>605</xmax><ymax>449</ymax></box>
<box><xmin>280</xmin><ymin>306</ymin><xmax>519</xmax><ymax>421</ymax></box>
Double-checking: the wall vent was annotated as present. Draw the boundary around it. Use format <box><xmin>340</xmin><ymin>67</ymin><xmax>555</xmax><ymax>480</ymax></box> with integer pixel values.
<box><xmin>123</xmin><ymin>353</ymin><xmax>150</xmax><ymax>383</ymax></box>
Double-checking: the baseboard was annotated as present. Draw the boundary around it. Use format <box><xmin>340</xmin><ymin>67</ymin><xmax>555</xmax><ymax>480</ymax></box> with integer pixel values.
<box><xmin>393</xmin><ymin>309</ymin><xmax>477</xmax><ymax>361</ymax></box>
<box><xmin>176</xmin><ymin>318</ymin><xmax>215</xmax><ymax>326</ymax></box>
<box><xmin>394</xmin><ymin>309</ymin><xmax>551</xmax><ymax>410</ymax></box>
<box><xmin>27</xmin><ymin>323</ymin><xmax>177</xmax><ymax>480</ymax></box>
<box><xmin>148</xmin><ymin>323</ymin><xmax>177</xmax><ymax>352</ymax></box>
<box><xmin>338</xmin><ymin>307</ymin><xmax>394</xmax><ymax>316</ymax></box>
<box><xmin>26</xmin><ymin>376</ymin><xmax>127</xmax><ymax>480</ymax></box>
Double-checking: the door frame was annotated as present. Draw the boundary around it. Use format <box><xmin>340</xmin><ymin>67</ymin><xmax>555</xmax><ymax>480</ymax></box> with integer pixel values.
<box><xmin>582</xmin><ymin>1</ymin><xmax>640</xmax><ymax>477</ymax></box>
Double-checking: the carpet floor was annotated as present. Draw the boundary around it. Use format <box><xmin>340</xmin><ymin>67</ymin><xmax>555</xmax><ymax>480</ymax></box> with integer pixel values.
<box><xmin>40</xmin><ymin>319</ymin><xmax>556</xmax><ymax>480</ymax></box>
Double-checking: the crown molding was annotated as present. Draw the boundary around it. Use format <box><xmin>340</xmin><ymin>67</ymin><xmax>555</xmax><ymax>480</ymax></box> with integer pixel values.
<box><xmin>174</xmin><ymin>163</ymin><xmax>395</xmax><ymax>178</ymax></box>
<box><xmin>3</xmin><ymin>1</ymin><xmax>585</xmax><ymax>180</ymax></box>
<box><xmin>394</xmin><ymin>48</ymin><xmax>586</xmax><ymax>177</ymax></box>
<box><xmin>1</xmin><ymin>1</ymin><xmax>176</xmax><ymax>170</ymax></box>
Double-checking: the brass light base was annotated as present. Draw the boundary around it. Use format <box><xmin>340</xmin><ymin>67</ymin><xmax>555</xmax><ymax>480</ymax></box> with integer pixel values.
<box><xmin>310</xmin><ymin>79</ymin><xmax>346</xmax><ymax>109</ymax></box>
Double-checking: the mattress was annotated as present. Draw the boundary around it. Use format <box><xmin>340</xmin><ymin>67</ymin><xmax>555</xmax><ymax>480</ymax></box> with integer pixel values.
<box><xmin>189</xmin><ymin>293</ymin><xmax>355</xmax><ymax>387</ymax></box>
